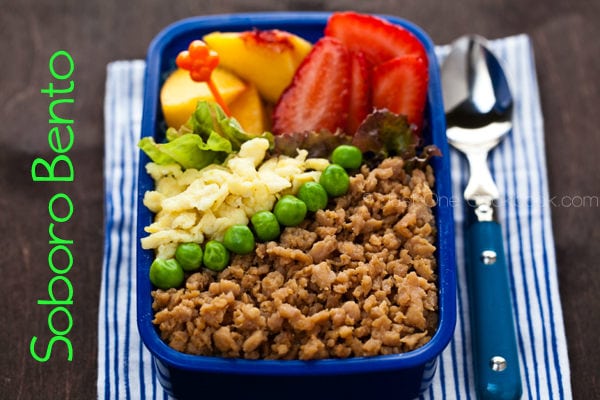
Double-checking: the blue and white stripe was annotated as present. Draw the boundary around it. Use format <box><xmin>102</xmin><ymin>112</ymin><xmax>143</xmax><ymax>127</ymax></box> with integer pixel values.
<box><xmin>98</xmin><ymin>35</ymin><xmax>571</xmax><ymax>399</ymax></box>
<box><xmin>99</xmin><ymin>60</ymin><xmax>169</xmax><ymax>400</ymax></box>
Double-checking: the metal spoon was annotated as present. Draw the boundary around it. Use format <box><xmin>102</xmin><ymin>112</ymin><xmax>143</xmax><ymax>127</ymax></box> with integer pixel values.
<box><xmin>442</xmin><ymin>35</ymin><xmax>522</xmax><ymax>399</ymax></box>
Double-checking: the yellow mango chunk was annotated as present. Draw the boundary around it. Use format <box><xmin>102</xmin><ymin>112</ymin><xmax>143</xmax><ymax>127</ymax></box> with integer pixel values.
<box><xmin>229</xmin><ymin>83</ymin><xmax>268</xmax><ymax>134</ymax></box>
<box><xmin>160</xmin><ymin>67</ymin><xmax>247</xmax><ymax>129</ymax></box>
<box><xmin>203</xmin><ymin>30</ymin><xmax>312</xmax><ymax>104</ymax></box>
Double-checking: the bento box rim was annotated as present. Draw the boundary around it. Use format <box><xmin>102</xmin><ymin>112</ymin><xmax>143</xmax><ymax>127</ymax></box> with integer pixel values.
<box><xmin>137</xmin><ymin>11</ymin><xmax>457</xmax><ymax>376</ymax></box>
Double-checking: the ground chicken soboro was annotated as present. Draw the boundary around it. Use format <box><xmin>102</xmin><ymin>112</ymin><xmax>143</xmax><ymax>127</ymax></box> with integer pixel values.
<box><xmin>151</xmin><ymin>156</ymin><xmax>439</xmax><ymax>360</ymax></box>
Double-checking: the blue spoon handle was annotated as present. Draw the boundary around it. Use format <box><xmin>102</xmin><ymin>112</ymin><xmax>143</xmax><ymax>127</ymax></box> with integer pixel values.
<box><xmin>466</xmin><ymin>221</ymin><xmax>522</xmax><ymax>400</ymax></box>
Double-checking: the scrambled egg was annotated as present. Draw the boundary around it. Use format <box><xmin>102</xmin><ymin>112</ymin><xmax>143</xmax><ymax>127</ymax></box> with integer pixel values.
<box><xmin>141</xmin><ymin>138</ymin><xmax>329</xmax><ymax>258</ymax></box>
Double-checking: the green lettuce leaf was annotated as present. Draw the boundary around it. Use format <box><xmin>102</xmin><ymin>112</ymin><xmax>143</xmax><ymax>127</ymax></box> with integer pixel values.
<box><xmin>190</xmin><ymin>101</ymin><xmax>273</xmax><ymax>151</ymax></box>
<box><xmin>201</xmin><ymin>130</ymin><xmax>233</xmax><ymax>153</ymax></box>
<box><xmin>352</xmin><ymin>110</ymin><xmax>417</xmax><ymax>158</ymax></box>
<box><xmin>138</xmin><ymin>134</ymin><xmax>221</xmax><ymax>170</ymax></box>
<box><xmin>352</xmin><ymin>110</ymin><xmax>441</xmax><ymax>169</ymax></box>
<box><xmin>273</xmin><ymin>130</ymin><xmax>353</xmax><ymax>158</ymax></box>
<box><xmin>139</xmin><ymin>101</ymin><xmax>273</xmax><ymax>170</ymax></box>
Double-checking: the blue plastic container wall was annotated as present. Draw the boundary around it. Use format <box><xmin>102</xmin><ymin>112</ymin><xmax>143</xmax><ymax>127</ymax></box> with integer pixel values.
<box><xmin>137</xmin><ymin>12</ymin><xmax>457</xmax><ymax>400</ymax></box>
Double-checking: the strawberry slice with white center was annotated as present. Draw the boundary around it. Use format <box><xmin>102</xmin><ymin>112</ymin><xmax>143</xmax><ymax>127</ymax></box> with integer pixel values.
<box><xmin>272</xmin><ymin>37</ymin><xmax>350</xmax><ymax>135</ymax></box>
<box><xmin>345</xmin><ymin>51</ymin><xmax>372</xmax><ymax>134</ymax></box>
<box><xmin>324</xmin><ymin>11</ymin><xmax>428</xmax><ymax>66</ymax></box>
<box><xmin>372</xmin><ymin>55</ymin><xmax>429</xmax><ymax>130</ymax></box>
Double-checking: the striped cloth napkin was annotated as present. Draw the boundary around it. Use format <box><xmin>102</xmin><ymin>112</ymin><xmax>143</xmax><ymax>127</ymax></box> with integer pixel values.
<box><xmin>98</xmin><ymin>34</ymin><xmax>572</xmax><ymax>399</ymax></box>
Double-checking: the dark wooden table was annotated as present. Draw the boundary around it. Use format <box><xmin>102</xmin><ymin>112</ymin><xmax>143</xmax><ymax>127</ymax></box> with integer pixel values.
<box><xmin>2</xmin><ymin>0</ymin><xmax>598</xmax><ymax>398</ymax></box>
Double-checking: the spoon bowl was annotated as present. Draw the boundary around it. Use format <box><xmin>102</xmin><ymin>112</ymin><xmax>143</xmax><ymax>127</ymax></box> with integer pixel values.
<box><xmin>442</xmin><ymin>35</ymin><xmax>514</xmax><ymax>206</ymax></box>
<box><xmin>443</xmin><ymin>35</ymin><xmax>513</xmax><ymax>127</ymax></box>
<box><xmin>443</xmin><ymin>35</ymin><xmax>513</xmax><ymax>155</ymax></box>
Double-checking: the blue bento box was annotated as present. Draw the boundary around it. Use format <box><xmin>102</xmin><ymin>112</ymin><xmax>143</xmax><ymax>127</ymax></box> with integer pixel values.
<box><xmin>137</xmin><ymin>11</ymin><xmax>456</xmax><ymax>400</ymax></box>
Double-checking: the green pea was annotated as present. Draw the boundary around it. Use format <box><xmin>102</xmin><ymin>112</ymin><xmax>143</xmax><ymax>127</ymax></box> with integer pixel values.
<box><xmin>149</xmin><ymin>258</ymin><xmax>184</xmax><ymax>289</ymax></box>
<box><xmin>331</xmin><ymin>145</ymin><xmax>363</xmax><ymax>170</ymax></box>
<box><xmin>251</xmin><ymin>210</ymin><xmax>281</xmax><ymax>242</ymax></box>
<box><xmin>223</xmin><ymin>225</ymin><xmax>255</xmax><ymax>254</ymax></box>
<box><xmin>273</xmin><ymin>195</ymin><xmax>307</xmax><ymax>227</ymax></box>
<box><xmin>203</xmin><ymin>240</ymin><xmax>230</xmax><ymax>271</ymax></box>
<box><xmin>319</xmin><ymin>164</ymin><xmax>350</xmax><ymax>197</ymax></box>
<box><xmin>175</xmin><ymin>242</ymin><xmax>203</xmax><ymax>271</ymax></box>
<box><xmin>297</xmin><ymin>181</ymin><xmax>329</xmax><ymax>212</ymax></box>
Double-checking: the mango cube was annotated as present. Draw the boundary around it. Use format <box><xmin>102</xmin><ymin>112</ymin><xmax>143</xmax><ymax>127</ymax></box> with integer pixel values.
<box><xmin>203</xmin><ymin>30</ymin><xmax>312</xmax><ymax>103</ymax></box>
<box><xmin>160</xmin><ymin>67</ymin><xmax>247</xmax><ymax>129</ymax></box>
<box><xmin>229</xmin><ymin>83</ymin><xmax>268</xmax><ymax>134</ymax></box>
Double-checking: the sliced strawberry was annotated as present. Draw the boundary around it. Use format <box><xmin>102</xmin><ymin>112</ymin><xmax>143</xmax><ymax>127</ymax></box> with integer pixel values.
<box><xmin>272</xmin><ymin>37</ymin><xmax>350</xmax><ymax>135</ymax></box>
<box><xmin>345</xmin><ymin>51</ymin><xmax>372</xmax><ymax>134</ymax></box>
<box><xmin>372</xmin><ymin>55</ymin><xmax>428</xmax><ymax>130</ymax></box>
<box><xmin>324</xmin><ymin>11</ymin><xmax>428</xmax><ymax>67</ymax></box>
